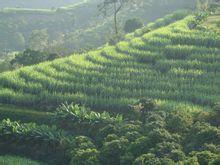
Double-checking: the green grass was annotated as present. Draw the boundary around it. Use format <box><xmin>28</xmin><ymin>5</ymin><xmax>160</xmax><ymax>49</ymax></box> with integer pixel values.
<box><xmin>0</xmin><ymin>15</ymin><xmax>219</xmax><ymax>115</ymax></box>
<box><xmin>0</xmin><ymin>155</ymin><xmax>42</xmax><ymax>165</ymax></box>
<box><xmin>0</xmin><ymin>104</ymin><xmax>53</xmax><ymax>124</ymax></box>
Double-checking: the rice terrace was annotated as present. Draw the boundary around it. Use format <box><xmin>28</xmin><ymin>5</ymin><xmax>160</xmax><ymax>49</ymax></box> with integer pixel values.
<box><xmin>0</xmin><ymin>0</ymin><xmax>219</xmax><ymax>165</ymax></box>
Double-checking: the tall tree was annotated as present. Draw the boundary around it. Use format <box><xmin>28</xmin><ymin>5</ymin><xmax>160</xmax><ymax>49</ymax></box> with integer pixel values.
<box><xmin>98</xmin><ymin>0</ymin><xmax>144</xmax><ymax>35</ymax></box>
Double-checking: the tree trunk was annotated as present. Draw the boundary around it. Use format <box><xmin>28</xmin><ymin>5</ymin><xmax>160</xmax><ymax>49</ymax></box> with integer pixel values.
<box><xmin>114</xmin><ymin>2</ymin><xmax>118</xmax><ymax>35</ymax></box>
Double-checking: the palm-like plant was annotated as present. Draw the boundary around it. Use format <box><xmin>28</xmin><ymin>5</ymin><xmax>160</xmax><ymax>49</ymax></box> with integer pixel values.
<box><xmin>54</xmin><ymin>103</ymin><xmax>124</xmax><ymax>125</ymax></box>
<box><xmin>0</xmin><ymin>119</ymin><xmax>70</xmax><ymax>164</ymax></box>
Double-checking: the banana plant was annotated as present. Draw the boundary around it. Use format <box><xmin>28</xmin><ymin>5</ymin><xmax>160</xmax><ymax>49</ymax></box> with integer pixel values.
<box><xmin>54</xmin><ymin>102</ymin><xmax>124</xmax><ymax>126</ymax></box>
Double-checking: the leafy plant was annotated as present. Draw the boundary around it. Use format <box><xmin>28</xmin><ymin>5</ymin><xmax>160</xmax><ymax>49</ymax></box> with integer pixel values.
<box><xmin>54</xmin><ymin>103</ymin><xmax>123</xmax><ymax>125</ymax></box>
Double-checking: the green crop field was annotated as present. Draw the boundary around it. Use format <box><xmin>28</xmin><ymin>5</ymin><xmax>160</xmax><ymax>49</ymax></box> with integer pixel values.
<box><xmin>0</xmin><ymin>15</ymin><xmax>219</xmax><ymax>114</ymax></box>
<box><xmin>0</xmin><ymin>5</ymin><xmax>220</xmax><ymax>164</ymax></box>
<box><xmin>0</xmin><ymin>104</ymin><xmax>53</xmax><ymax>124</ymax></box>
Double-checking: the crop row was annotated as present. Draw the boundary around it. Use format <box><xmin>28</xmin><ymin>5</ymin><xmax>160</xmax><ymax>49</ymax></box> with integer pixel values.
<box><xmin>0</xmin><ymin>16</ymin><xmax>219</xmax><ymax>112</ymax></box>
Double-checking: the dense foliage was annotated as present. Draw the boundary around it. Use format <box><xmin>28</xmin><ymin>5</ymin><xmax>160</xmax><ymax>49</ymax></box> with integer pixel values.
<box><xmin>55</xmin><ymin>103</ymin><xmax>123</xmax><ymax>124</ymax></box>
<box><xmin>124</xmin><ymin>18</ymin><xmax>144</xmax><ymax>33</ymax></box>
<box><xmin>0</xmin><ymin>100</ymin><xmax>219</xmax><ymax>165</ymax></box>
<box><xmin>10</xmin><ymin>49</ymin><xmax>59</xmax><ymax>67</ymax></box>
<box><xmin>0</xmin><ymin>118</ymin><xmax>69</xmax><ymax>164</ymax></box>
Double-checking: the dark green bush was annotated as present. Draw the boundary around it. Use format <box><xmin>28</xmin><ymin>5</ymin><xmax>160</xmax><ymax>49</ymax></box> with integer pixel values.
<box><xmin>124</xmin><ymin>18</ymin><xmax>143</xmax><ymax>33</ymax></box>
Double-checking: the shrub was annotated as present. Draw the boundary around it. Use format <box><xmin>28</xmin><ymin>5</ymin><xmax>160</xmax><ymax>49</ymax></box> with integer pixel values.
<box><xmin>124</xmin><ymin>18</ymin><xmax>144</xmax><ymax>33</ymax></box>
<box><xmin>70</xmin><ymin>148</ymin><xmax>100</xmax><ymax>165</ymax></box>
<box><xmin>10</xmin><ymin>49</ymin><xmax>59</xmax><ymax>67</ymax></box>
<box><xmin>129</xmin><ymin>136</ymin><xmax>151</xmax><ymax>157</ymax></box>
<box><xmin>191</xmin><ymin>151</ymin><xmax>218</xmax><ymax>165</ymax></box>
<box><xmin>100</xmin><ymin>138</ymin><xmax>129</xmax><ymax>165</ymax></box>
<box><xmin>169</xmin><ymin>149</ymin><xmax>186</xmax><ymax>162</ymax></box>
<box><xmin>133</xmin><ymin>153</ymin><xmax>161</xmax><ymax>165</ymax></box>
<box><xmin>166</xmin><ymin>110</ymin><xmax>193</xmax><ymax>133</ymax></box>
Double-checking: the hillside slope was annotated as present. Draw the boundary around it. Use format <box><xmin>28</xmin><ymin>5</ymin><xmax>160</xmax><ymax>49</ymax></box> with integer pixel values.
<box><xmin>0</xmin><ymin>0</ymin><xmax>82</xmax><ymax>9</ymax></box>
<box><xmin>0</xmin><ymin>0</ymin><xmax>195</xmax><ymax>56</ymax></box>
<box><xmin>0</xmin><ymin>15</ymin><xmax>219</xmax><ymax>113</ymax></box>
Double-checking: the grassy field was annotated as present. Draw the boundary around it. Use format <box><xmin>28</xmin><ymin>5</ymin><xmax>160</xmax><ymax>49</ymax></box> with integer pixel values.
<box><xmin>0</xmin><ymin>155</ymin><xmax>42</xmax><ymax>165</ymax></box>
<box><xmin>0</xmin><ymin>104</ymin><xmax>53</xmax><ymax>124</ymax></box>
<box><xmin>0</xmin><ymin>14</ymin><xmax>219</xmax><ymax>115</ymax></box>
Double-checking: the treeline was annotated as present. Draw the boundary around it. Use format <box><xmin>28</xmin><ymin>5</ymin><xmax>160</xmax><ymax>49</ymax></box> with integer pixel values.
<box><xmin>0</xmin><ymin>0</ymin><xmax>195</xmax><ymax>57</ymax></box>
<box><xmin>0</xmin><ymin>49</ymin><xmax>60</xmax><ymax>73</ymax></box>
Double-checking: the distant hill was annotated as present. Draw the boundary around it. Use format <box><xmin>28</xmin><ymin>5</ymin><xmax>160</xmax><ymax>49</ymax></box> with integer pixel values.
<box><xmin>0</xmin><ymin>0</ymin><xmax>195</xmax><ymax>58</ymax></box>
<box><xmin>0</xmin><ymin>0</ymin><xmax>82</xmax><ymax>9</ymax></box>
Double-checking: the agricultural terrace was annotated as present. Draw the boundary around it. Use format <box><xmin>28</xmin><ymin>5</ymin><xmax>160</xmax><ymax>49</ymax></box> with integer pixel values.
<box><xmin>0</xmin><ymin>16</ymin><xmax>219</xmax><ymax>113</ymax></box>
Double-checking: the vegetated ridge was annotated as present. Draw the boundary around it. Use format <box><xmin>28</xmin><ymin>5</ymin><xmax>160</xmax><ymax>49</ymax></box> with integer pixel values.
<box><xmin>0</xmin><ymin>12</ymin><xmax>219</xmax><ymax>115</ymax></box>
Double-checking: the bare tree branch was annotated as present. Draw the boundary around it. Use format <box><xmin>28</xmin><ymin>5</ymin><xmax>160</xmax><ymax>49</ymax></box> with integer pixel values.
<box><xmin>98</xmin><ymin>0</ymin><xmax>144</xmax><ymax>35</ymax></box>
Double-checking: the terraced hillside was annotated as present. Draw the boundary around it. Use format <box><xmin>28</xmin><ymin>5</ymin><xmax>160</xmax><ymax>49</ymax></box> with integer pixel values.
<box><xmin>0</xmin><ymin>15</ymin><xmax>219</xmax><ymax>113</ymax></box>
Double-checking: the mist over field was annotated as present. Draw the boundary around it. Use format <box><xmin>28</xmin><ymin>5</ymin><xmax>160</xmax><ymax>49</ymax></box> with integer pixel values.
<box><xmin>0</xmin><ymin>0</ymin><xmax>82</xmax><ymax>9</ymax></box>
